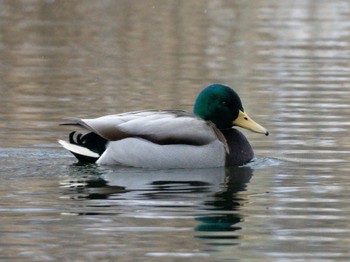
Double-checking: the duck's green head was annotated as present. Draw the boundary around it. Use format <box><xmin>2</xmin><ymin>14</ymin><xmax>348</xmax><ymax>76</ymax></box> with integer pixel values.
<box><xmin>194</xmin><ymin>84</ymin><xmax>268</xmax><ymax>135</ymax></box>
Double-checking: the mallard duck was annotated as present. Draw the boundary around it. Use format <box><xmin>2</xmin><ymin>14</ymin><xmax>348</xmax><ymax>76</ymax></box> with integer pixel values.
<box><xmin>59</xmin><ymin>84</ymin><xmax>268</xmax><ymax>168</ymax></box>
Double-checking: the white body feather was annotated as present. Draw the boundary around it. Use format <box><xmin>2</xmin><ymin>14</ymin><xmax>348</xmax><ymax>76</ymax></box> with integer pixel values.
<box><xmin>97</xmin><ymin>137</ymin><xmax>225</xmax><ymax>168</ymax></box>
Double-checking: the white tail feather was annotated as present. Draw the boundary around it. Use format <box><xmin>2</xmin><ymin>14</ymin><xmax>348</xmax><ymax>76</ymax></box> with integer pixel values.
<box><xmin>58</xmin><ymin>140</ymin><xmax>100</xmax><ymax>158</ymax></box>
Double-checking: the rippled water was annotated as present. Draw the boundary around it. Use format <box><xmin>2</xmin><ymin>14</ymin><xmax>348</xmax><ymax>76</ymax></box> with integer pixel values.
<box><xmin>1</xmin><ymin>1</ymin><xmax>350</xmax><ymax>261</ymax></box>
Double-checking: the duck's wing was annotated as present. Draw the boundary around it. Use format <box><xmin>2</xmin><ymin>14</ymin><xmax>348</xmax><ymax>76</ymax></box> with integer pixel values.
<box><xmin>62</xmin><ymin>110</ymin><xmax>223</xmax><ymax>146</ymax></box>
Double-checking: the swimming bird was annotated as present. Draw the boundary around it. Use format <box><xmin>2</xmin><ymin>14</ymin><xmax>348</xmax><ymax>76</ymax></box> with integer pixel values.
<box><xmin>59</xmin><ymin>84</ymin><xmax>268</xmax><ymax>168</ymax></box>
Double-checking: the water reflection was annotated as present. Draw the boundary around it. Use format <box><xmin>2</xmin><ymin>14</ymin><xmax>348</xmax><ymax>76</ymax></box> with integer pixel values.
<box><xmin>61</xmin><ymin>164</ymin><xmax>253</xmax><ymax>245</ymax></box>
<box><xmin>1</xmin><ymin>0</ymin><xmax>350</xmax><ymax>260</ymax></box>
<box><xmin>61</xmin><ymin>164</ymin><xmax>129</xmax><ymax>201</ymax></box>
<box><xmin>195</xmin><ymin>166</ymin><xmax>252</xmax><ymax>245</ymax></box>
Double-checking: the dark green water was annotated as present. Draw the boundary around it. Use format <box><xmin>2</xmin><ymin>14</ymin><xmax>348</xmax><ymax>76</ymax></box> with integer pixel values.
<box><xmin>1</xmin><ymin>1</ymin><xmax>350</xmax><ymax>261</ymax></box>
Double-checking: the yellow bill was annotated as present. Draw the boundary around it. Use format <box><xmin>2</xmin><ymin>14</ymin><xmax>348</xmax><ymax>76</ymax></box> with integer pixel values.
<box><xmin>233</xmin><ymin>110</ymin><xmax>269</xmax><ymax>136</ymax></box>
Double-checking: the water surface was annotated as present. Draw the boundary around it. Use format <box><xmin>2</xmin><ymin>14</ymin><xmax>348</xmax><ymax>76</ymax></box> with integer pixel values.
<box><xmin>1</xmin><ymin>1</ymin><xmax>350</xmax><ymax>261</ymax></box>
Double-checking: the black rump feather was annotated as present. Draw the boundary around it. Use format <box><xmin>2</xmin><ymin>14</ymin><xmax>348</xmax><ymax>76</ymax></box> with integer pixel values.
<box><xmin>68</xmin><ymin>131</ymin><xmax>108</xmax><ymax>163</ymax></box>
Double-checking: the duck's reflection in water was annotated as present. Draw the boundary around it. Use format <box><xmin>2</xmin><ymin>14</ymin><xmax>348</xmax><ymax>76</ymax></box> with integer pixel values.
<box><xmin>61</xmin><ymin>163</ymin><xmax>253</xmax><ymax>245</ymax></box>
<box><xmin>195</xmin><ymin>166</ymin><xmax>253</xmax><ymax>246</ymax></box>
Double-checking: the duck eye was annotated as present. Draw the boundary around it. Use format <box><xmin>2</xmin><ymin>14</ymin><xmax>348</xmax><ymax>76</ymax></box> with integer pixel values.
<box><xmin>221</xmin><ymin>101</ymin><xmax>229</xmax><ymax>106</ymax></box>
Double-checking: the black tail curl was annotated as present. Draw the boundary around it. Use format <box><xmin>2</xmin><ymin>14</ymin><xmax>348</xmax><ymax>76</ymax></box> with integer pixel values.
<box><xmin>69</xmin><ymin>131</ymin><xmax>108</xmax><ymax>163</ymax></box>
